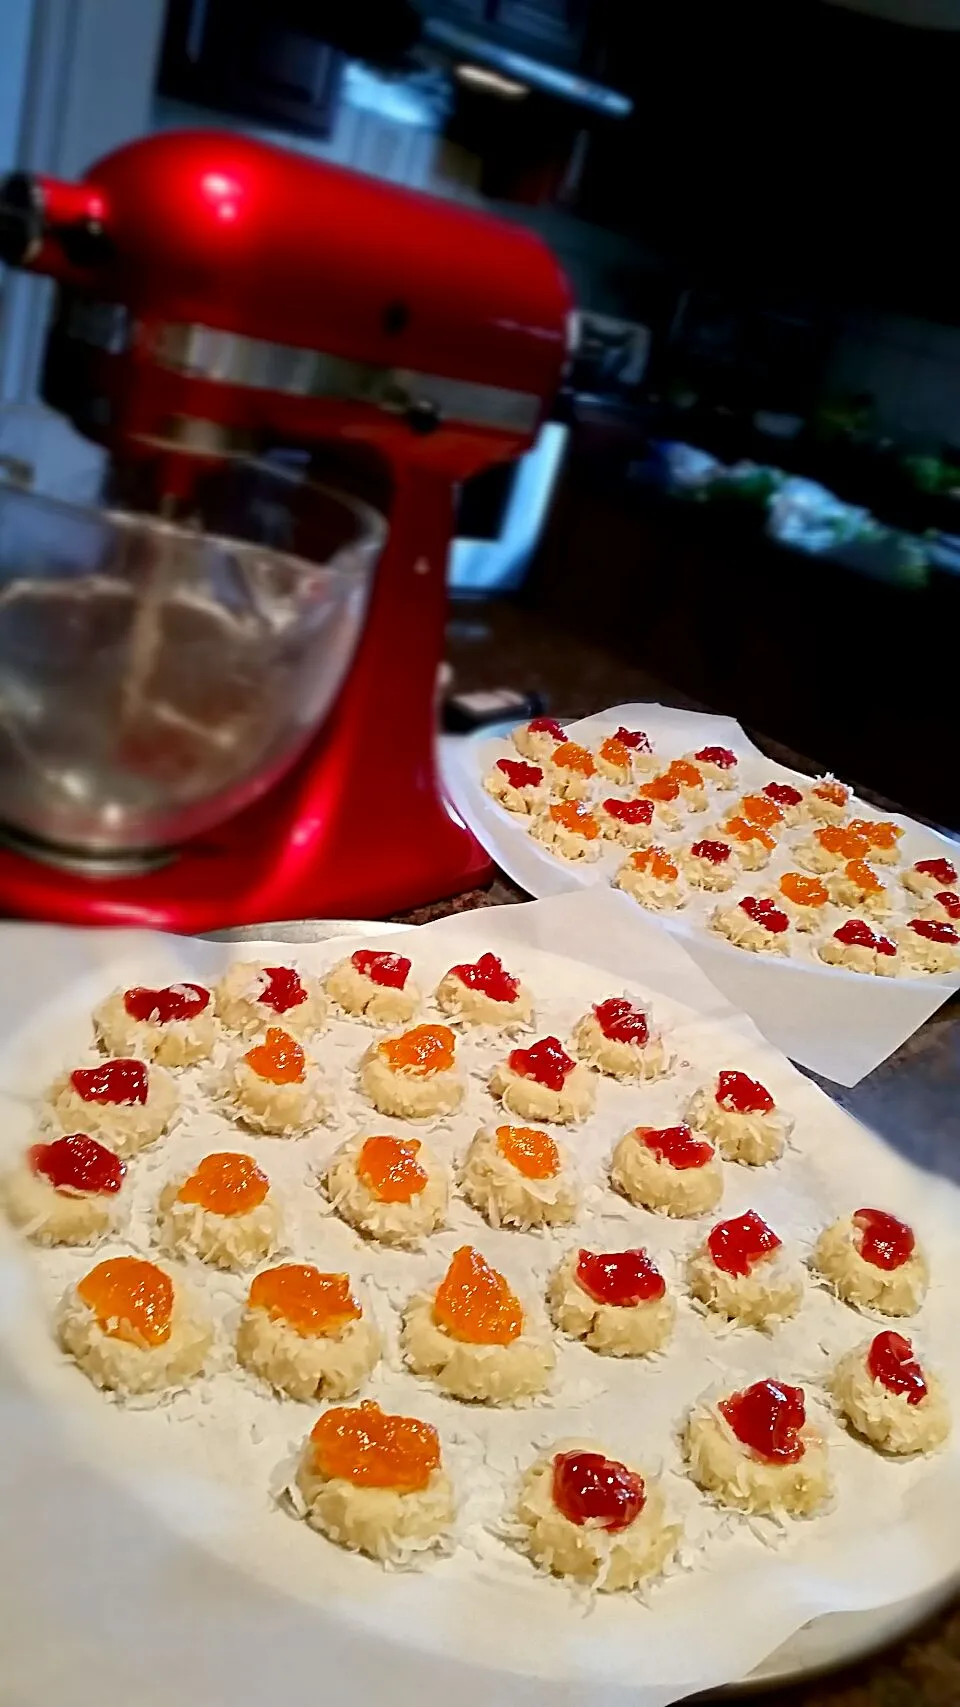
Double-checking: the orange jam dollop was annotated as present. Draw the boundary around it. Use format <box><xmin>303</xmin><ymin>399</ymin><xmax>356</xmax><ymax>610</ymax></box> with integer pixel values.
<box><xmin>640</xmin><ymin>774</ymin><xmax>681</xmax><ymax>803</ymax></box>
<box><xmin>380</xmin><ymin>1023</ymin><xmax>455</xmax><ymax>1077</ymax></box>
<box><xmin>779</xmin><ymin>872</ymin><xmax>829</xmax><ymax>907</ymax></box>
<box><xmin>630</xmin><ymin>845</ymin><xmax>679</xmax><ymax>882</ymax></box>
<box><xmin>599</xmin><ymin>735</ymin><xmax>631</xmax><ymax>769</ymax></box>
<box><xmin>433</xmin><ymin>1244</ymin><xmax>523</xmax><ymax>1345</ymax></box>
<box><xmin>244</xmin><ymin>1027</ymin><xmax>305</xmax><ymax>1084</ymax></box>
<box><xmin>309</xmin><ymin>1400</ymin><xmax>440</xmax><ymax>1493</ymax></box>
<box><xmin>248</xmin><ymin>1264</ymin><xmax>361</xmax><ymax>1337</ymax></box>
<box><xmin>552</xmin><ymin>740</ymin><xmax>595</xmax><ymax>777</ymax></box>
<box><xmin>813</xmin><ymin>779</ymin><xmax>849</xmax><ymax>807</ymax></box>
<box><xmin>725</xmin><ymin>815</ymin><xmax>776</xmax><ymax>849</ymax></box>
<box><xmin>77</xmin><ymin>1256</ymin><xmax>173</xmax><ymax>1347</ymax></box>
<box><xmin>549</xmin><ymin>800</ymin><xmax>599</xmax><ymax>839</ymax></box>
<box><xmin>849</xmin><ymin>818</ymin><xmax>902</xmax><ymax>850</ymax></box>
<box><xmin>495</xmin><ymin>1124</ymin><xmax>559</xmax><ymax>1180</ymax></box>
<box><xmin>739</xmin><ymin>793</ymin><xmax>784</xmax><ymax>830</ymax></box>
<box><xmin>177</xmin><ymin>1151</ymin><xmax>269</xmax><ymax>1217</ymax></box>
<box><xmin>815</xmin><ymin>825</ymin><xmax>870</xmax><ymax>859</ymax></box>
<box><xmin>357</xmin><ymin>1134</ymin><xmax>428</xmax><ymax>1203</ymax></box>
<box><xmin>845</xmin><ymin>858</ymin><xmax>884</xmax><ymax>894</ymax></box>
<box><xmin>665</xmin><ymin>758</ymin><xmax>703</xmax><ymax>789</ymax></box>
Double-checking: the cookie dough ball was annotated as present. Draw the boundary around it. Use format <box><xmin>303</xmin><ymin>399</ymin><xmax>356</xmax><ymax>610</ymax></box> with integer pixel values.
<box><xmin>847</xmin><ymin>818</ymin><xmax>904</xmax><ymax>867</ymax></box>
<box><xmin>825</xmin><ymin>859</ymin><xmax>890</xmax><ymax>917</ymax></box>
<box><xmin>571</xmin><ymin>997</ymin><xmax>670</xmax><ymax>1081</ymax></box>
<box><xmin>596</xmin><ymin>795</ymin><xmax>655</xmax><ymax>847</ymax></box>
<box><xmin>796</xmin><ymin>824</ymin><xmax>871</xmax><ymax>875</ymax></box>
<box><xmin>662</xmin><ymin>758</ymin><xmax>709</xmax><ymax>813</ymax></box>
<box><xmin>635</xmin><ymin>775</ymin><xmax>684</xmax><ymax>831</ymax></box>
<box><xmin>813</xmin><ymin>1209</ymin><xmax>928</xmax><ymax>1316</ymax></box>
<box><xmin>515</xmin><ymin>1442</ymin><xmax>679</xmax><ymax>1591</ymax></box>
<box><xmin>401</xmin><ymin>1245</ymin><xmax>554</xmax><ymax>1404</ymax></box>
<box><xmin>44</xmin><ymin>1057</ymin><xmax>177</xmax><ymax>1157</ymax></box>
<box><xmin>920</xmin><ymin>889</ymin><xmax>960</xmax><ymax>928</ymax></box>
<box><xmin>718</xmin><ymin>817</ymin><xmax>777</xmax><ymax>869</ymax></box>
<box><xmin>236</xmin><ymin>1264</ymin><xmax>381</xmax><ymax>1400</ymax></box>
<box><xmin>545</xmin><ymin>740</ymin><xmax>597</xmax><ymax>801</ymax></box>
<box><xmin>157</xmin><ymin>1152</ymin><xmax>281</xmax><ymax>1272</ymax></box>
<box><xmin>684</xmin><ymin>1380</ymin><xmax>830</xmax><ymax>1516</ymax></box>
<box><xmin>459</xmin><ymin>1124</ymin><xmax>579</xmax><ymax>1231</ymax></box>
<box><xmin>530</xmin><ymin>800</ymin><xmax>602</xmax><ymax>861</ymax></box>
<box><xmin>684</xmin><ymin>1070</ymin><xmax>792</xmax><ymax>1165</ymax></box>
<box><xmin>817</xmin><ymin>919</ymin><xmax>899</xmax><ymax>977</ymax></box>
<box><xmin>324</xmin><ymin>949</ymin><xmax>419</xmax><ymax>1026</ymax></box>
<box><xmin>214</xmin><ymin>961</ymin><xmax>327</xmax><ymax>1039</ymax></box>
<box><xmin>548</xmin><ymin>1247</ymin><xmax>674</xmax><ymax>1356</ymax></box>
<box><xmin>614</xmin><ymin>845</ymin><xmax>686</xmax><ymax>911</ymax></box>
<box><xmin>679</xmin><ymin>837</ymin><xmax>737</xmax><ymax>892</ymax></box>
<box><xmin>93</xmin><ymin>982</ymin><xmax>216</xmax><ymax>1067</ymax></box>
<box><xmin>360</xmin><ymin>1024</ymin><xmax>463</xmax><ymax>1120</ymax></box>
<box><xmin>687</xmin><ymin>745</ymin><xmax>739</xmax><ymax>789</ymax></box>
<box><xmin>756</xmin><ymin>780</ymin><xmax>805</xmax><ymax>826</ymax></box>
<box><xmin>772</xmin><ymin>872</ymin><xmax>832</xmax><ymax>933</ymax></box>
<box><xmin>483</xmin><ymin>755</ymin><xmax>548</xmax><ymax>815</ymax></box>
<box><xmin>610</xmin><ymin>1123</ymin><xmax>723</xmax><ymax>1218</ymax></box>
<box><xmin>325</xmin><ymin>1133</ymin><xmax>447</xmax><ymax>1248</ymax></box>
<box><xmin>2</xmin><ymin>1135</ymin><xmax>126</xmax><ymax>1246</ymax></box>
<box><xmin>512</xmin><ymin>716</ymin><xmax>565</xmax><ymax>764</ymax></box>
<box><xmin>434</xmin><ymin>952</ymin><xmax>534</xmax><ymax>1029</ymax></box>
<box><xmin>687</xmin><ymin>1211</ymin><xmax>803</xmax><ymax>1328</ymax></box>
<box><xmin>489</xmin><ymin>1035</ymin><xmax>596</xmax><ymax>1124</ymax></box>
<box><xmin>296</xmin><ymin>1401</ymin><xmax>454</xmax><ymax>1565</ymax></box>
<box><xmin>902</xmin><ymin>857</ymin><xmax>959</xmax><ymax>902</ymax></box>
<box><xmin>218</xmin><ymin>1027</ymin><xmax>331</xmax><ymax>1135</ymax></box>
<box><xmin>896</xmin><ymin>918</ymin><xmax>960</xmax><ymax>975</ymax></box>
<box><xmin>595</xmin><ymin>734</ymin><xmax>633</xmax><ymax>786</ymax></box>
<box><xmin>830</xmin><ymin>1332</ymin><xmax>950</xmax><ymax>1456</ymax></box>
<box><xmin>57</xmin><ymin>1256</ymin><xmax>212</xmax><ymax>1396</ymax></box>
<box><xmin>803</xmin><ymin>778</ymin><xmax>851</xmax><ymax>825</ymax></box>
<box><xmin>711</xmin><ymin>895</ymin><xmax>791</xmax><ymax>956</ymax></box>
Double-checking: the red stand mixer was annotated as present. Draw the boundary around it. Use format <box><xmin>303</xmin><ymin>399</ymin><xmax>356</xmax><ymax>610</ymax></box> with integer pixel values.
<box><xmin>0</xmin><ymin>130</ymin><xmax>571</xmax><ymax>930</ymax></box>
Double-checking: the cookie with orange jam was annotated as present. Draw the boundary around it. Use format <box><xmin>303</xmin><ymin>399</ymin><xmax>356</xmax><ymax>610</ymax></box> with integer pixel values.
<box><xmin>218</xmin><ymin>1026</ymin><xmax>331</xmax><ymax>1135</ymax></box>
<box><xmin>359</xmin><ymin>1023</ymin><xmax>464</xmax><ymax>1119</ymax></box>
<box><xmin>295</xmin><ymin>1400</ymin><xmax>454</xmax><ymax>1564</ymax></box>
<box><xmin>57</xmin><ymin>1254</ymin><xmax>212</xmax><ymax>1396</ymax></box>
<box><xmin>718</xmin><ymin>815</ymin><xmax>777</xmax><ymax>871</ymax></box>
<box><xmin>545</xmin><ymin>739</ymin><xmax>597</xmax><ymax>801</ymax></box>
<box><xmin>530</xmin><ymin>798</ymin><xmax>602</xmax><ymax>862</ymax></box>
<box><xmin>662</xmin><ymin>757</ymin><xmax>709</xmax><ymax>812</ymax></box>
<box><xmin>771</xmin><ymin>871</ymin><xmax>832</xmax><ymax>932</ymax></box>
<box><xmin>825</xmin><ymin>858</ymin><xmax>891</xmax><ymax>918</ymax></box>
<box><xmin>325</xmin><ymin>1132</ymin><xmax>448</xmax><ymax>1248</ymax></box>
<box><xmin>795</xmin><ymin>823</ymin><xmax>872</xmax><ymax>876</ymax></box>
<box><xmin>401</xmin><ymin>1244</ymin><xmax>554</xmax><ymax>1403</ymax></box>
<box><xmin>236</xmin><ymin>1263</ymin><xmax>381</xmax><ymax>1400</ymax></box>
<box><xmin>157</xmin><ymin>1151</ymin><xmax>281</xmax><ymax>1271</ymax></box>
<box><xmin>459</xmin><ymin>1124</ymin><xmax>579</xmax><ymax>1230</ymax></box>
<box><xmin>803</xmin><ymin>777</ymin><xmax>851</xmax><ymax>826</ymax></box>
<box><xmin>614</xmin><ymin>844</ymin><xmax>686</xmax><ymax>911</ymax></box>
<box><xmin>846</xmin><ymin>817</ymin><xmax>904</xmax><ymax>867</ymax></box>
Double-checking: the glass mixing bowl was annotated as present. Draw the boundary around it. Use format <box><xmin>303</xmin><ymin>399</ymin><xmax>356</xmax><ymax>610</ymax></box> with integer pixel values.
<box><xmin>0</xmin><ymin>468</ymin><xmax>384</xmax><ymax>856</ymax></box>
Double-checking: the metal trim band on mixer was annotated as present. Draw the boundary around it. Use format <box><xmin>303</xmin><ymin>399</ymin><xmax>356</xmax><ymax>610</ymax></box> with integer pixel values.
<box><xmin>63</xmin><ymin>301</ymin><xmax>541</xmax><ymax>433</ymax></box>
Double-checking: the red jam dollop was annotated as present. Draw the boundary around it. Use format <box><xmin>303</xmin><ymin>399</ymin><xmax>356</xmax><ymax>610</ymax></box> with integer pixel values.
<box><xmin>496</xmin><ymin>758</ymin><xmax>543</xmax><ymax>790</ymax></box>
<box><xmin>30</xmin><ymin>1134</ymin><xmax>125</xmax><ymax>1195</ymax></box>
<box><xmin>123</xmin><ymin>983</ymin><xmax>210</xmax><ymax>1025</ymax></box>
<box><xmin>867</xmin><ymin>1331</ymin><xmax>927</xmax><ymax>1406</ymax></box>
<box><xmin>691</xmin><ymin>838</ymin><xmax>732</xmax><ymax>865</ymax></box>
<box><xmin>575</xmin><ymin>1247</ymin><xmax>665</xmax><ymax>1306</ymax></box>
<box><xmin>258</xmin><ymin>966</ymin><xmax>307</xmax><ymax>1013</ymax></box>
<box><xmin>915</xmin><ymin>858</ymin><xmax>957</xmax><ymax>886</ymax></box>
<box><xmin>70</xmin><ymin>1058</ymin><xmax>148</xmax><ymax>1107</ymax></box>
<box><xmin>507</xmin><ymin>1036</ymin><xmax>574</xmax><ymax>1092</ymax></box>
<box><xmin>739</xmin><ymin>897</ymin><xmax>789</xmax><ymax>934</ymax></box>
<box><xmin>708</xmin><ymin>1210</ymin><xmax>781</xmax><ymax>1277</ymax></box>
<box><xmin>695</xmin><ymin>746</ymin><xmax>737</xmax><ymax>769</ymax></box>
<box><xmin>715</xmin><ymin>1069</ymin><xmax>774</xmax><ymax>1115</ymax></box>
<box><xmin>602</xmin><ymin>796</ymin><xmax>654</xmax><ymax>825</ymax></box>
<box><xmin>527</xmin><ymin>716</ymin><xmax>565</xmax><ymax>740</ymax></box>
<box><xmin>614</xmin><ymin>726</ymin><xmax>652</xmax><ymax>753</ymax></box>
<box><xmin>639</xmin><ymin>1123</ymin><xmax>713</xmax><ymax>1170</ymax></box>
<box><xmin>908</xmin><ymin>918</ymin><xmax>959</xmax><ymax>945</ymax></box>
<box><xmin>834</xmin><ymin>919</ymin><xmax>897</xmax><ymax>956</ymax></box>
<box><xmin>552</xmin><ymin>1450</ymin><xmax>646</xmax><ymax>1533</ymax></box>
<box><xmin>593</xmin><ymin>996</ymin><xmax>649</xmax><ymax>1047</ymax></box>
<box><xmin>853</xmin><ymin>1208</ymin><xmax>915</xmax><ymax>1271</ymax></box>
<box><xmin>763</xmin><ymin>781</ymin><xmax>803</xmax><ymax>808</ymax></box>
<box><xmin>351</xmin><ymin>949</ymin><xmax>412</xmax><ymax>989</ymax></box>
<box><xmin>719</xmin><ymin>1379</ymin><xmax>806</xmax><ymax>1463</ymax></box>
<box><xmin>933</xmin><ymin>890</ymin><xmax>960</xmax><ymax>921</ymax></box>
<box><xmin>449</xmin><ymin>952</ymin><xmax>519</xmax><ymax>1004</ymax></box>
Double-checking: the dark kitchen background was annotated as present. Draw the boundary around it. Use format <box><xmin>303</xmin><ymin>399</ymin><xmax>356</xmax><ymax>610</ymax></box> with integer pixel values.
<box><xmin>1</xmin><ymin>0</ymin><xmax>957</xmax><ymax>825</ymax></box>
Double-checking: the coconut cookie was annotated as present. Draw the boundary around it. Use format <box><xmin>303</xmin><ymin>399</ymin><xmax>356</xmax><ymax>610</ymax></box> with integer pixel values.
<box><xmin>718</xmin><ymin>815</ymin><xmax>777</xmax><ymax>870</ymax></box>
<box><xmin>483</xmin><ymin>756</ymin><xmax>547</xmax><ymax>815</ymax></box>
<box><xmin>902</xmin><ymin>857</ymin><xmax>958</xmax><ymax>902</ymax></box>
<box><xmin>803</xmin><ymin>778</ymin><xmax>851</xmax><ymax>825</ymax></box>
<box><xmin>544</xmin><ymin>740</ymin><xmax>596</xmax><ymax>801</ymax></box>
<box><xmin>595</xmin><ymin>734</ymin><xmax>633</xmax><ymax>786</ymax></box>
<box><xmin>514</xmin><ymin>1442</ymin><xmax>679</xmax><ymax>1591</ymax></box>
<box><xmin>360</xmin><ymin>1024</ymin><xmax>464</xmax><ymax>1120</ymax></box>
<box><xmin>530</xmin><ymin>799</ymin><xmax>602</xmax><ymax>861</ymax></box>
<box><xmin>817</xmin><ymin>919</ymin><xmax>899</xmax><ymax>976</ymax></box>
<box><xmin>610</xmin><ymin>1123</ymin><xmax>722</xmax><ymax>1218</ymax></box>
<box><xmin>679</xmin><ymin>837</ymin><xmax>737</xmax><ymax>893</ymax></box>
<box><xmin>662</xmin><ymin>758</ymin><xmax>709</xmax><ymax>813</ymax></box>
<box><xmin>459</xmin><ymin>1124</ymin><xmax>578</xmax><ymax>1231</ymax></box>
<box><xmin>688</xmin><ymin>744</ymin><xmax>739</xmax><ymax>789</ymax></box>
<box><xmin>825</xmin><ymin>858</ymin><xmax>891</xmax><ymax>918</ymax></box>
<box><xmin>688</xmin><ymin>1212</ymin><xmax>803</xmax><ymax>1328</ymax></box>
<box><xmin>214</xmin><ymin>962</ymin><xmax>327</xmax><ymax>1039</ymax></box>
<box><xmin>813</xmin><ymin>1208</ymin><xmax>928</xmax><ymax>1316</ymax></box>
<box><xmin>2</xmin><ymin>1135</ymin><xmax>126</xmax><ymax>1246</ymax></box>
<box><xmin>512</xmin><ymin>715</ymin><xmax>565</xmax><ymax>764</ymax></box>
<box><xmin>571</xmin><ymin>996</ymin><xmax>670</xmax><ymax>1081</ymax></box>
<box><xmin>57</xmin><ymin>1256</ymin><xmax>212</xmax><ymax>1396</ymax></box>
<box><xmin>219</xmin><ymin>1027</ymin><xmax>330</xmax><ymax>1135</ymax></box>
<box><xmin>157</xmin><ymin>1152</ymin><xmax>281</xmax><ymax>1272</ymax></box>
<box><xmin>612</xmin><ymin>724</ymin><xmax>659</xmax><ymax>777</ymax></box>
<box><xmin>736</xmin><ymin>792</ymin><xmax>786</xmax><ymax>836</ymax></box>
<box><xmin>636</xmin><ymin>773</ymin><xmax>684</xmax><ymax>831</ymax></box>
<box><xmin>921</xmin><ymin>888</ymin><xmax>960</xmax><ymax>928</ymax></box>
<box><xmin>489</xmin><ymin>1035</ymin><xmax>595</xmax><ymax>1124</ymax></box>
<box><xmin>325</xmin><ymin>1133</ymin><xmax>447</xmax><ymax>1248</ymax></box>
<box><xmin>295</xmin><ymin>1401</ymin><xmax>454</xmax><ymax>1565</ymax></box>
<box><xmin>684</xmin><ymin>1379</ymin><xmax>830</xmax><ymax>1516</ymax></box>
<box><xmin>830</xmin><ymin>1332</ymin><xmax>950</xmax><ymax>1456</ymax></box>
<box><xmin>45</xmin><ymin>1057</ymin><xmax>177</xmax><ymax>1157</ymax></box>
<box><xmin>238</xmin><ymin>1266</ymin><xmax>380</xmax><ymax>1400</ymax></box>
<box><xmin>796</xmin><ymin>824</ymin><xmax>871</xmax><ymax>876</ymax></box>
<box><xmin>596</xmin><ymin>795</ymin><xmax>655</xmax><ymax>848</ymax></box>
<box><xmin>401</xmin><ymin>1244</ymin><xmax>554</xmax><ymax>1403</ymax></box>
<box><xmin>759</xmin><ymin>780</ymin><xmax>805</xmax><ymax>826</ymax></box>
<box><xmin>896</xmin><ymin>918</ymin><xmax>960</xmax><ymax>976</ymax></box>
<box><xmin>435</xmin><ymin>952</ymin><xmax>534</xmax><ymax>1029</ymax></box>
<box><xmin>548</xmin><ymin>1247</ymin><xmax>674</xmax><ymax>1356</ymax></box>
<box><xmin>615</xmin><ymin>845</ymin><xmax>686</xmax><ymax>911</ymax></box>
<box><xmin>711</xmin><ymin>895</ymin><xmax>791</xmax><ymax>956</ymax></box>
<box><xmin>772</xmin><ymin>872</ymin><xmax>831</xmax><ymax>932</ymax></box>
<box><xmin>93</xmin><ymin>982</ymin><xmax>215</xmax><ymax>1068</ymax></box>
<box><xmin>685</xmin><ymin>1069</ymin><xmax>792</xmax><ymax>1165</ymax></box>
<box><xmin>847</xmin><ymin>817</ymin><xmax>904</xmax><ymax>867</ymax></box>
<box><xmin>324</xmin><ymin>949</ymin><xmax>419</xmax><ymax>1026</ymax></box>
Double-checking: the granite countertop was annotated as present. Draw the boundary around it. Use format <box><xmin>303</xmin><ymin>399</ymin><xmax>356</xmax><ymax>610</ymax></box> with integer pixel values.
<box><xmin>394</xmin><ymin>596</ymin><xmax>960</xmax><ymax>1706</ymax></box>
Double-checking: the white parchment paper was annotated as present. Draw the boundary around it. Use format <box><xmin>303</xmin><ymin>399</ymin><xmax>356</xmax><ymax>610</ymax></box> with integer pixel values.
<box><xmin>442</xmin><ymin>703</ymin><xmax>960</xmax><ymax>1084</ymax></box>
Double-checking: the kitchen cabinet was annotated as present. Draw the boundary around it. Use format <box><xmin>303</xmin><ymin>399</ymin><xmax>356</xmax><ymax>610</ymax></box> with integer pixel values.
<box><xmin>424</xmin><ymin>0</ymin><xmax>590</xmax><ymax>67</ymax></box>
<box><xmin>159</xmin><ymin>0</ymin><xmax>343</xmax><ymax>137</ymax></box>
